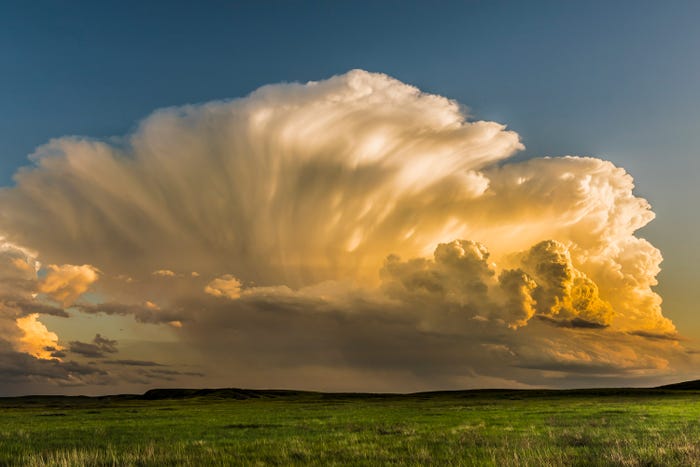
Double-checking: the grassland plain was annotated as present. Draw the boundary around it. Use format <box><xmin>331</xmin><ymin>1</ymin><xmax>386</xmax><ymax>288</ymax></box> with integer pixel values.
<box><xmin>1</xmin><ymin>388</ymin><xmax>700</xmax><ymax>466</ymax></box>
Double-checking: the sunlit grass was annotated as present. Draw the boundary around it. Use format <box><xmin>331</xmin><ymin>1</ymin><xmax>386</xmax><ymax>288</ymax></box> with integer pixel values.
<box><xmin>1</xmin><ymin>390</ymin><xmax>699</xmax><ymax>465</ymax></box>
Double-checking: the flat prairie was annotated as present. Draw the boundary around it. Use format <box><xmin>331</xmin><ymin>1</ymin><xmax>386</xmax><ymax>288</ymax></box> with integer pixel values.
<box><xmin>2</xmin><ymin>388</ymin><xmax>700</xmax><ymax>466</ymax></box>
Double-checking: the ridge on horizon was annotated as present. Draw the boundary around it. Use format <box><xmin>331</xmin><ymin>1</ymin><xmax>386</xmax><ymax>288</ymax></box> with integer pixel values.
<box><xmin>4</xmin><ymin>379</ymin><xmax>700</xmax><ymax>401</ymax></box>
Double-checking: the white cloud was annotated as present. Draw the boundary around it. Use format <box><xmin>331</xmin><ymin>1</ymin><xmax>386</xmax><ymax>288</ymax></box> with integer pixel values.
<box><xmin>0</xmin><ymin>70</ymin><xmax>685</xmax><ymax>392</ymax></box>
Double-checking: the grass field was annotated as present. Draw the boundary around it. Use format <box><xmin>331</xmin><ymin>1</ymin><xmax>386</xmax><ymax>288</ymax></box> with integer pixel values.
<box><xmin>2</xmin><ymin>387</ymin><xmax>700</xmax><ymax>466</ymax></box>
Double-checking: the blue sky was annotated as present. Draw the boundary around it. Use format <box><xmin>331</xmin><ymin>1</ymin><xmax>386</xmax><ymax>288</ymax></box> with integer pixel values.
<box><xmin>1</xmin><ymin>1</ymin><xmax>699</xmax><ymax>392</ymax></box>
<box><xmin>4</xmin><ymin>1</ymin><xmax>699</xmax><ymax>170</ymax></box>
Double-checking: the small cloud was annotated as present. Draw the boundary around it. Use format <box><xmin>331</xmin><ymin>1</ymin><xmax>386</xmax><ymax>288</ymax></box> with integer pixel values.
<box><xmin>152</xmin><ymin>269</ymin><xmax>176</xmax><ymax>277</ymax></box>
<box><xmin>68</xmin><ymin>334</ymin><xmax>118</xmax><ymax>358</ymax></box>
<box><xmin>68</xmin><ymin>341</ymin><xmax>106</xmax><ymax>358</ymax></box>
<box><xmin>38</xmin><ymin>264</ymin><xmax>100</xmax><ymax>307</ymax></box>
<box><xmin>627</xmin><ymin>330</ymin><xmax>682</xmax><ymax>341</ymax></box>
<box><xmin>93</xmin><ymin>334</ymin><xmax>118</xmax><ymax>353</ymax></box>
<box><xmin>15</xmin><ymin>314</ymin><xmax>62</xmax><ymax>360</ymax></box>
<box><xmin>0</xmin><ymin>299</ymin><xmax>70</xmax><ymax>318</ymax></box>
<box><xmin>105</xmin><ymin>359</ymin><xmax>164</xmax><ymax>367</ymax></box>
<box><xmin>138</xmin><ymin>368</ymin><xmax>205</xmax><ymax>379</ymax></box>
<box><xmin>75</xmin><ymin>302</ymin><xmax>183</xmax><ymax>325</ymax></box>
<box><xmin>204</xmin><ymin>275</ymin><xmax>242</xmax><ymax>300</ymax></box>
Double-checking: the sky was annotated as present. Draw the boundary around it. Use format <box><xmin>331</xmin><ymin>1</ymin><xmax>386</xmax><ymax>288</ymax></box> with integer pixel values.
<box><xmin>0</xmin><ymin>1</ymin><xmax>699</xmax><ymax>395</ymax></box>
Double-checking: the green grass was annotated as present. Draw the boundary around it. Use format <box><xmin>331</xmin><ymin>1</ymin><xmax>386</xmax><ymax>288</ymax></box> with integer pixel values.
<box><xmin>1</xmin><ymin>389</ymin><xmax>700</xmax><ymax>466</ymax></box>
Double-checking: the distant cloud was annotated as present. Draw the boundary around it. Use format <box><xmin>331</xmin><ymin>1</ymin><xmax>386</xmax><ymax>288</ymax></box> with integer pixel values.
<box><xmin>0</xmin><ymin>341</ymin><xmax>107</xmax><ymax>386</ymax></box>
<box><xmin>38</xmin><ymin>264</ymin><xmax>99</xmax><ymax>306</ymax></box>
<box><xmin>204</xmin><ymin>275</ymin><xmax>242</xmax><ymax>299</ymax></box>
<box><xmin>152</xmin><ymin>269</ymin><xmax>176</xmax><ymax>277</ymax></box>
<box><xmin>104</xmin><ymin>359</ymin><xmax>164</xmax><ymax>367</ymax></box>
<box><xmin>15</xmin><ymin>314</ymin><xmax>61</xmax><ymax>360</ymax></box>
<box><xmin>68</xmin><ymin>334</ymin><xmax>118</xmax><ymax>358</ymax></box>
<box><xmin>0</xmin><ymin>70</ymin><xmax>688</xmax><ymax>393</ymax></box>
<box><xmin>74</xmin><ymin>301</ymin><xmax>183</xmax><ymax>325</ymax></box>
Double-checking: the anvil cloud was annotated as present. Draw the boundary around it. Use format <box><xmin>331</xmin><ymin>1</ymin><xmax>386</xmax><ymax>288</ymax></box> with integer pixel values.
<box><xmin>0</xmin><ymin>71</ymin><xmax>687</xmax><ymax>393</ymax></box>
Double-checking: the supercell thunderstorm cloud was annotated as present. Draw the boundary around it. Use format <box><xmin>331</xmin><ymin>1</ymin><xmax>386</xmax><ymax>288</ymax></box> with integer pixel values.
<box><xmin>0</xmin><ymin>70</ymin><xmax>690</xmax><ymax>394</ymax></box>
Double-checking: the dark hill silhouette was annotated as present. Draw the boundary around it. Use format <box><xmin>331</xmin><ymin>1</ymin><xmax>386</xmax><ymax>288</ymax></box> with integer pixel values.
<box><xmin>3</xmin><ymin>380</ymin><xmax>700</xmax><ymax>403</ymax></box>
<box><xmin>137</xmin><ymin>384</ymin><xmax>700</xmax><ymax>401</ymax></box>
<box><xmin>655</xmin><ymin>380</ymin><xmax>700</xmax><ymax>390</ymax></box>
<box><xmin>141</xmin><ymin>388</ymin><xmax>311</xmax><ymax>400</ymax></box>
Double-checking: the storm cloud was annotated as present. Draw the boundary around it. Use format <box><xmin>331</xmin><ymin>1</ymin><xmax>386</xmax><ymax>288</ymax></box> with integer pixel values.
<box><xmin>0</xmin><ymin>70</ymin><xmax>687</xmax><ymax>393</ymax></box>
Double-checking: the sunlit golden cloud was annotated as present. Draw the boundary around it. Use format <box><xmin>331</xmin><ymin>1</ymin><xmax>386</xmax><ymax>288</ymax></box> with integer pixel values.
<box><xmin>0</xmin><ymin>70</ymin><xmax>689</xmax><ymax>392</ymax></box>
<box><xmin>15</xmin><ymin>314</ymin><xmax>61</xmax><ymax>360</ymax></box>
<box><xmin>38</xmin><ymin>264</ymin><xmax>99</xmax><ymax>307</ymax></box>
<box><xmin>204</xmin><ymin>275</ymin><xmax>242</xmax><ymax>300</ymax></box>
